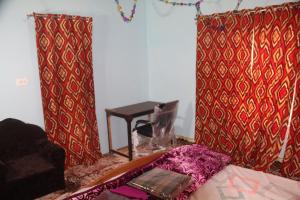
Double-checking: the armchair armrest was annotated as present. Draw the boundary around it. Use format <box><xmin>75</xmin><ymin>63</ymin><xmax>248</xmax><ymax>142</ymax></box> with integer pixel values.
<box><xmin>0</xmin><ymin>160</ymin><xmax>7</xmax><ymax>183</ymax></box>
<box><xmin>39</xmin><ymin>142</ymin><xmax>65</xmax><ymax>168</ymax></box>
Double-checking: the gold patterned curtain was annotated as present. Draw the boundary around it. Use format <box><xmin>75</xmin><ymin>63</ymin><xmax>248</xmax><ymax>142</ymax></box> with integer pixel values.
<box><xmin>195</xmin><ymin>2</ymin><xmax>300</xmax><ymax>179</ymax></box>
<box><xmin>34</xmin><ymin>14</ymin><xmax>102</xmax><ymax>168</ymax></box>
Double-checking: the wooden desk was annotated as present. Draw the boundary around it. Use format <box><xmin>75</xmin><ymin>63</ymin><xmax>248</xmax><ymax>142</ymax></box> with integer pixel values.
<box><xmin>105</xmin><ymin>101</ymin><xmax>161</xmax><ymax>160</ymax></box>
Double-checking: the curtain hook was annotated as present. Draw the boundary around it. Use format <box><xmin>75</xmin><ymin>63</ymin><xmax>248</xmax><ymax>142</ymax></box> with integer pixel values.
<box><xmin>234</xmin><ymin>0</ymin><xmax>243</xmax><ymax>11</ymax></box>
<box><xmin>195</xmin><ymin>0</ymin><xmax>203</xmax><ymax>22</ymax></box>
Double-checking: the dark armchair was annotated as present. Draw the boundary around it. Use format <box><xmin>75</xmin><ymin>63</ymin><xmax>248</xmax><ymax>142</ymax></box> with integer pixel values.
<box><xmin>0</xmin><ymin>118</ymin><xmax>65</xmax><ymax>200</ymax></box>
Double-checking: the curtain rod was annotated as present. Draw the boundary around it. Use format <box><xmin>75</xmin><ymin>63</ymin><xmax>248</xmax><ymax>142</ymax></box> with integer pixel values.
<box><xmin>199</xmin><ymin>2</ymin><xmax>299</xmax><ymax>18</ymax></box>
<box><xmin>26</xmin><ymin>13</ymin><xmax>91</xmax><ymax>20</ymax></box>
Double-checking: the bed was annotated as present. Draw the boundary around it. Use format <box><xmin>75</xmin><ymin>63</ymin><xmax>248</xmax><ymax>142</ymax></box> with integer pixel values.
<box><xmin>189</xmin><ymin>165</ymin><xmax>300</xmax><ymax>200</ymax></box>
<box><xmin>67</xmin><ymin>145</ymin><xmax>300</xmax><ymax>200</ymax></box>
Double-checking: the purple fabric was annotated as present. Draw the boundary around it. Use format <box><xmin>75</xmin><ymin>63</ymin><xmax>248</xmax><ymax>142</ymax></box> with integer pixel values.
<box><xmin>157</xmin><ymin>144</ymin><xmax>231</xmax><ymax>199</ymax></box>
<box><xmin>110</xmin><ymin>185</ymin><xmax>148</xmax><ymax>200</ymax></box>
<box><xmin>67</xmin><ymin>144</ymin><xmax>231</xmax><ymax>200</ymax></box>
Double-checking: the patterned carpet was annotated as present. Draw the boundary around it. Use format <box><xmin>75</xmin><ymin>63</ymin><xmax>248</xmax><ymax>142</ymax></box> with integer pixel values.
<box><xmin>37</xmin><ymin>138</ymin><xmax>193</xmax><ymax>200</ymax></box>
<box><xmin>37</xmin><ymin>153</ymin><xmax>128</xmax><ymax>200</ymax></box>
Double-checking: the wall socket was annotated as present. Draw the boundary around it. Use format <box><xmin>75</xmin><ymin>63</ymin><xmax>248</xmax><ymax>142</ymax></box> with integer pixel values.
<box><xmin>16</xmin><ymin>78</ymin><xmax>29</xmax><ymax>86</ymax></box>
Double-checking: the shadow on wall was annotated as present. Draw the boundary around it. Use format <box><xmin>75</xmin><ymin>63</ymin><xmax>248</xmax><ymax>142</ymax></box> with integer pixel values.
<box><xmin>174</xmin><ymin>101</ymin><xmax>194</xmax><ymax>139</ymax></box>
<box><xmin>0</xmin><ymin>0</ymin><xmax>6</xmax><ymax>12</ymax></box>
<box><xmin>92</xmin><ymin>14</ymin><xmax>110</xmax><ymax>153</ymax></box>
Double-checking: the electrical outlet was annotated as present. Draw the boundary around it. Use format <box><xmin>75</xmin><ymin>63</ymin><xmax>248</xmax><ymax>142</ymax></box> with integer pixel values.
<box><xmin>16</xmin><ymin>78</ymin><xmax>29</xmax><ymax>86</ymax></box>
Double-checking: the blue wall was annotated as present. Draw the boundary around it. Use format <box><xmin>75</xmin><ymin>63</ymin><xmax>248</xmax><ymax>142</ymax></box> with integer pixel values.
<box><xmin>0</xmin><ymin>0</ymin><xmax>149</xmax><ymax>153</ymax></box>
<box><xmin>0</xmin><ymin>0</ymin><xmax>297</xmax><ymax>153</ymax></box>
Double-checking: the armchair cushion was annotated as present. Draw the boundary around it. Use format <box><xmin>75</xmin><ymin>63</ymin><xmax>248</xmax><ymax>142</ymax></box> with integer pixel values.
<box><xmin>0</xmin><ymin>160</ymin><xmax>7</xmax><ymax>183</ymax></box>
<box><xmin>39</xmin><ymin>141</ymin><xmax>65</xmax><ymax>168</ymax></box>
<box><xmin>6</xmin><ymin>153</ymin><xmax>55</xmax><ymax>182</ymax></box>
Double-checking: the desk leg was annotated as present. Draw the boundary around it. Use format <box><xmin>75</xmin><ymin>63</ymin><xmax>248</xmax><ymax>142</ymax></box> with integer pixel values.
<box><xmin>106</xmin><ymin>113</ymin><xmax>113</xmax><ymax>153</ymax></box>
<box><xmin>126</xmin><ymin>119</ymin><xmax>133</xmax><ymax>161</ymax></box>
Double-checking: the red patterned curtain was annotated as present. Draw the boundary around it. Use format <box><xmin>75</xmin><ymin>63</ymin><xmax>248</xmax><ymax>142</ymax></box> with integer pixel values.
<box><xmin>195</xmin><ymin>2</ymin><xmax>299</xmax><ymax>178</ymax></box>
<box><xmin>34</xmin><ymin>14</ymin><xmax>101</xmax><ymax>168</ymax></box>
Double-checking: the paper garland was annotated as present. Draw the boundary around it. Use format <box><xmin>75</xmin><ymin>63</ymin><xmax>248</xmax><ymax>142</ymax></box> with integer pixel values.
<box><xmin>114</xmin><ymin>0</ymin><xmax>138</xmax><ymax>22</ymax></box>
<box><xmin>114</xmin><ymin>0</ymin><xmax>243</xmax><ymax>23</ymax></box>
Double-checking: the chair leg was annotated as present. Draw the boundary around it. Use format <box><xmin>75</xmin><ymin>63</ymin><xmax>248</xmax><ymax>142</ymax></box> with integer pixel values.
<box><xmin>132</xmin><ymin>131</ymin><xmax>139</xmax><ymax>157</ymax></box>
<box><xmin>171</xmin><ymin>134</ymin><xmax>177</xmax><ymax>146</ymax></box>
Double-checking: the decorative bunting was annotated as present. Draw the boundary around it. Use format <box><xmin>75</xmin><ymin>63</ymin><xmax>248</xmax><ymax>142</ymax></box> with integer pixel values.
<box><xmin>158</xmin><ymin>0</ymin><xmax>201</xmax><ymax>7</ymax></box>
<box><xmin>158</xmin><ymin>0</ymin><xmax>203</xmax><ymax>19</ymax></box>
<box><xmin>157</xmin><ymin>0</ymin><xmax>243</xmax><ymax>21</ymax></box>
<box><xmin>152</xmin><ymin>0</ymin><xmax>175</xmax><ymax>17</ymax></box>
<box><xmin>114</xmin><ymin>0</ymin><xmax>138</xmax><ymax>22</ymax></box>
<box><xmin>113</xmin><ymin>0</ymin><xmax>244</xmax><ymax>23</ymax></box>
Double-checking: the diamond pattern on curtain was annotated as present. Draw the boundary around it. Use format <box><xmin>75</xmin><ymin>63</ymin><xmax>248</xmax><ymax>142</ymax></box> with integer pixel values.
<box><xmin>195</xmin><ymin>2</ymin><xmax>300</xmax><ymax>179</ymax></box>
<box><xmin>282</xmin><ymin>75</ymin><xmax>300</xmax><ymax>179</ymax></box>
<box><xmin>34</xmin><ymin>14</ymin><xmax>101</xmax><ymax>168</ymax></box>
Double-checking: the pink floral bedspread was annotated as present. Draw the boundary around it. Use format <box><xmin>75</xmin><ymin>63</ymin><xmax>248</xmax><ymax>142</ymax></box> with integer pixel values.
<box><xmin>67</xmin><ymin>144</ymin><xmax>231</xmax><ymax>200</ymax></box>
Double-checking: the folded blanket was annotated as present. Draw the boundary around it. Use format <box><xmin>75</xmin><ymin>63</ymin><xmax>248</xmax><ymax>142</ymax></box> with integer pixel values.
<box><xmin>128</xmin><ymin>167</ymin><xmax>191</xmax><ymax>199</ymax></box>
<box><xmin>67</xmin><ymin>144</ymin><xmax>231</xmax><ymax>200</ymax></box>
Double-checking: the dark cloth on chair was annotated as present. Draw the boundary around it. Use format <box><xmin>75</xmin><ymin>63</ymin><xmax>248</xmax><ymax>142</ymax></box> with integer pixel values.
<box><xmin>133</xmin><ymin>100</ymin><xmax>179</xmax><ymax>147</ymax></box>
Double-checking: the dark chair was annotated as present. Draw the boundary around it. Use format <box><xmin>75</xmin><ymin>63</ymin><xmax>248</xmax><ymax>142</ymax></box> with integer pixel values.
<box><xmin>0</xmin><ymin>118</ymin><xmax>65</xmax><ymax>200</ymax></box>
<box><xmin>133</xmin><ymin>100</ymin><xmax>179</xmax><ymax>150</ymax></box>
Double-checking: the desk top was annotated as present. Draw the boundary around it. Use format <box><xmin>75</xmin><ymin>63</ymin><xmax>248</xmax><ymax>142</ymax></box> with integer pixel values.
<box><xmin>105</xmin><ymin>101</ymin><xmax>161</xmax><ymax>119</ymax></box>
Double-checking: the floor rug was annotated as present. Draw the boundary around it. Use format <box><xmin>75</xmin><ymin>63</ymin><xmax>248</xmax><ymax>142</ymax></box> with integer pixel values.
<box><xmin>37</xmin><ymin>154</ymin><xmax>128</xmax><ymax>200</ymax></box>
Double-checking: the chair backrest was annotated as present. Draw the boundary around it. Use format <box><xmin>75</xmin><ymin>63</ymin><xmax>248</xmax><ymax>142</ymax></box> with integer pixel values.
<box><xmin>151</xmin><ymin>100</ymin><xmax>179</xmax><ymax>146</ymax></box>
<box><xmin>0</xmin><ymin>118</ymin><xmax>47</xmax><ymax>160</ymax></box>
